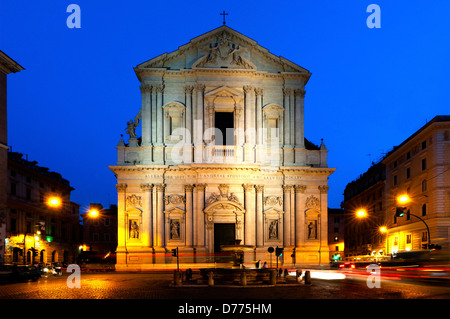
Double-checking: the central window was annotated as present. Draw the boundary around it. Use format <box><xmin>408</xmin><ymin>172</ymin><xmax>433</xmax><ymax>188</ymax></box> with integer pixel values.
<box><xmin>214</xmin><ymin>111</ymin><xmax>234</xmax><ymax>145</ymax></box>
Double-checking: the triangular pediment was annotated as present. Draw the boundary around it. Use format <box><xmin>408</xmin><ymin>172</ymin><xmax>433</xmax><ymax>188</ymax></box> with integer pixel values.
<box><xmin>135</xmin><ymin>25</ymin><xmax>310</xmax><ymax>76</ymax></box>
<box><xmin>205</xmin><ymin>86</ymin><xmax>243</xmax><ymax>98</ymax></box>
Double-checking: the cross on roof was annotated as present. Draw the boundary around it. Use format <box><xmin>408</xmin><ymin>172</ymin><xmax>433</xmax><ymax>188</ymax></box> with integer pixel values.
<box><xmin>220</xmin><ymin>11</ymin><xmax>228</xmax><ymax>25</ymax></box>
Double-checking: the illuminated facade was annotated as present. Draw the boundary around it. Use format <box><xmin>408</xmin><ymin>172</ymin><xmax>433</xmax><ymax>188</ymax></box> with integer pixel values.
<box><xmin>4</xmin><ymin>151</ymin><xmax>81</xmax><ymax>265</ymax></box>
<box><xmin>342</xmin><ymin>115</ymin><xmax>450</xmax><ymax>261</ymax></box>
<box><xmin>382</xmin><ymin>116</ymin><xmax>450</xmax><ymax>254</ymax></box>
<box><xmin>110</xmin><ymin>26</ymin><xmax>335</xmax><ymax>270</ymax></box>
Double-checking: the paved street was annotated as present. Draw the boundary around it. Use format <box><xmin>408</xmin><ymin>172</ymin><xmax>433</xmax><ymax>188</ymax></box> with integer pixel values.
<box><xmin>1</xmin><ymin>269</ymin><xmax>448</xmax><ymax>317</ymax></box>
<box><xmin>1</xmin><ymin>269</ymin><xmax>449</xmax><ymax>299</ymax></box>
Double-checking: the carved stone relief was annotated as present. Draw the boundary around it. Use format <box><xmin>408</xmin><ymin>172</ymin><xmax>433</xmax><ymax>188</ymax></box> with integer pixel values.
<box><xmin>264</xmin><ymin>196</ymin><xmax>283</xmax><ymax>207</ymax></box>
<box><xmin>206</xmin><ymin>184</ymin><xmax>241</xmax><ymax>206</ymax></box>
<box><xmin>164</xmin><ymin>194</ymin><xmax>186</xmax><ymax>206</ymax></box>
<box><xmin>305</xmin><ymin>195</ymin><xmax>320</xmax><ymax>210</ymax></box>
<box><xmin>126</xmin><ymin>194</ymin><xmax>142</xmax><ymax>207</ymax></box>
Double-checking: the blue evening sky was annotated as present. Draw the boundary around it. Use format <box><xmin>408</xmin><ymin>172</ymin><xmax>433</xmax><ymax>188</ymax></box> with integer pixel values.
<box><xmin>1</xmin><ymin>1</ymin><xmax>449</xmax><ymax>214</ymax></box>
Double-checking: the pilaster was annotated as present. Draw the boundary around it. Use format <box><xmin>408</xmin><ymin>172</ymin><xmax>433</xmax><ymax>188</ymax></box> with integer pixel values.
<box><xmin>140</xmin><ymin>183</ymin><xmax>153</xmax><ymax>247</ymax></box>
<box><xmin>282</xmin><ymin>185</ymin><xmax>293</xmax><ymax>247</ymax></box>
<box><xmin>243</xmin><ymin>183</ymin><xmax>255</xmax><ymax>245</ymax></box>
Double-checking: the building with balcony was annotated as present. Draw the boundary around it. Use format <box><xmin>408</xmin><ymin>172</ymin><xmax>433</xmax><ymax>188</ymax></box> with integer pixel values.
<box><xmin>4</xmin><ymin>151</ymin><xmax>81</xmax><ymax>265</ymax></box>
<box><xmin>110</xmin><ymin>25</ymin><xmax>335</xmax><ymax>270</ymax></box>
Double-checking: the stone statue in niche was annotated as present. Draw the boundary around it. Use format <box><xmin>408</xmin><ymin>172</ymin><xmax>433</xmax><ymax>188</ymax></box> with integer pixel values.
<box><xmin>269</xmin><ymin>220</ymin><xmax>278</xmax><ymax>239</ymax></box>
<box><xmin>307</xmin><ymin>221</ymin><xmax>317</xmax><ymax>239</ymax></box>
<box><xmin>129</xmin><ymin>220</ymin><xmax>139</xmax><ymax>239</ymax></box>
<box><xmin>170</xmin><ymin>220</ymin><xmax>180</xmax><ymax>239</ymax></box>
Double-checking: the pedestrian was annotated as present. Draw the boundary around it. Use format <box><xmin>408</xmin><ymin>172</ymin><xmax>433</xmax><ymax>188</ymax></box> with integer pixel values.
<box><xmin>256</xmin><ymin>260</ymin><xmax>261</xmax><ymax>269</ymax></box>
<box><xmin>262</xmin><ymin>261</ymin><xmax>268</xmax><ymax>269</ymax></box>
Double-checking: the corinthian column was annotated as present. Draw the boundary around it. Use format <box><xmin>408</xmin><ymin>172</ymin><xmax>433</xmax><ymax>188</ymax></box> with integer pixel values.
<box><xmin>156</xmin><ymin>85</ymin><xmax>164</xmax><ymax>145</ymax></box>
<box><xmin>196</xmin><ymin>184</ymin><xmax>206</xmax><ymax>247</ymax></box>
<box><xmin>116</xmin><ymin>184</ymin><xmax>127</xmax><ymax>253</ymax></box>
<box><xmin>151</xmin><ymin>86</ymin><xmax>157</xmax><ymax>145</ymax></box>
<box><xmin>185</xmin><ymin>184</ymin><xmax>194</xmax><ymax>247</ymax></box>
<box><xmin>140</xmin><ymin>85</ymin><xmax>152</xmax><ymax>146</ymax></box>
<box><xmin>155</xmin><ymin>184</ymin><xmax>165</xmax><ymax>247</ymax></box>
<box><xmin>294</xmin><ymin>89</ymin><xmax>305</xmax><ymax>148</ymax></box>
<box><xmin>283</xmin><ymin>88</ymin><xmax>291</xmax><ymax>146</ymax></box>
<box><xmin>243</xmin><ymin>184</ymin><xmax>255</xmax><ymax>246</ymax></box>
<box><xmin>255</xmin><ymin>185</ymin><xmax>264</xmax><ymax>247</ymax></box>
<box><xmin>318</xmin><ymin>185</ymin><xmax>330</xmax><ymax>249</ymax></box>
<box><xmin>243</xmin><ymin>86</ymin><xmax>255</xmax><ymax>162</ymax></box>
<box><xmin>194</xmin><ymin>84</ymin><xmax>205</xmax><ymax>163</ymax></box>
<box><xmin>140</xmin><ymin>183</ymin><xmax>153</xmax><ymax>247</ymax></box>
<box><xmin>185</xmin><ymin>86</ymin><xmax>193</xmax><ymax>144</ymax></box>
<box><xmin>294</xmin><ymin>185</ymin><xmax>306</xmax><ymax>247</ymax></box>
<box><xmin>283</xmin><ymin>185</ymin><xmax>292</xmax><ymax>247</ymax></box>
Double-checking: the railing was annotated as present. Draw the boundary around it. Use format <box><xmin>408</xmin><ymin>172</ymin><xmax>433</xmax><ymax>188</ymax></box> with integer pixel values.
<box><xmin>213</xmin><ymin>146</ymin><xmax>235</xmax><ymax>163</ymax></box>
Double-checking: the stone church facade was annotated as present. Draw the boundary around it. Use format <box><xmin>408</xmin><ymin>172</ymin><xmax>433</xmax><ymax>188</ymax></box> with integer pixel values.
<box><xmin>110</xmin><ymin>26</ymin><xmax>335</xmax><ymax>270</ymax></box>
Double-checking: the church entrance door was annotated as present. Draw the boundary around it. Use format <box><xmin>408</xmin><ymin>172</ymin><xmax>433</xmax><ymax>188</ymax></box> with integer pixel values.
<box><xmin>213</xmin><ymin>223</ymin><xmax>236</xmax><ymax>263</ymax></box>
<box><xmin>214</xmin><ymin>223</ymin><xmax>235</xmax><ymax>252</ymax></box>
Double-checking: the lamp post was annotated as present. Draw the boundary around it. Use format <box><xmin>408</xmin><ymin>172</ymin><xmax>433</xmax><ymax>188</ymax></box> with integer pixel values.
<box><xmin>395</xmin><ymin>194</ymin><xmax>431</xmax><ymax>249</ymax></box>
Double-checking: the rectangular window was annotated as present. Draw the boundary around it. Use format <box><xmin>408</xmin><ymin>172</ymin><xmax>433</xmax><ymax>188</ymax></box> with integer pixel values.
<box><xmin>393</xmin><ymin>175</ymin><xmax>398</xmax><ymax>186</ymax></box>
<box><xmin>10</xmin><ymin>218</ymin><xmax>17</xmax><ymax>232</ymax></box>
<box><xmin>406</xmin><ymin>234</ymin><xmax>412</xmax><ymax>244</ymax></box>
<box><xmin>422</xmin><ymin>179</ymin><xmax>427</xmax><ymax>192</ymax></box>
<box><xmin>422</xmin><ymin>140</ymin><xmax>427</xmax><ymax>150</ymax></box>
<box><xmin>406</xmin><ymin>167</ymin><xmax>410</xmax><ymax>179</ymax></box>
<box><xmin>422</xmin><ymin>231</ymin><xmax>428</xmax><ymax>242</ymax></box>
<box><xmin>422</xmin><ymin>158</ymin><xmax>427</xmax><ymax>171</ymax></box>
<box><xmin>11</xmin><ymin>182</ymin><xmax>16</xmax><ymax>195</ymax></box>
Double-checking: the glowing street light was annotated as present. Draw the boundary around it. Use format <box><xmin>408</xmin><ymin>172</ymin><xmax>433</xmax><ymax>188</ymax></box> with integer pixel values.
<box><xmin>89</xmin><ymin>209</ymin><xmax>99</xmax><ymax>218</ymax></box>
<box><xmin>47</xmin><ymin>197</ymin><xmax>61</xmax><ymax>207</ymax></box>
<box><xmin>397</xmin><ymin>194</ymin><xmax>410</xmax><ymax>205</ymax></box>
<box><xmin>379</xmin><ymin>226</ymin><xmax>387</xmax><ymax>233</ymax></box>
<box><xmin>356</xmin><ymin>209</ymin><xmax>367</xmax><ymax>218</ymax></box>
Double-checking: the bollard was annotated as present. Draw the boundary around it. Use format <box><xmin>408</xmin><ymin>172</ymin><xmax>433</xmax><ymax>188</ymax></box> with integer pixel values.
<box><xmin>304</xmin><ymin>270</ymin><xmax>311</xmax><ymax>285</ymax></box>
<box><xmin>296</xmin><ymin>269</ymin><xmax>302</xmax><ymax>283</ymax></box>
<box><xmin>207</xmin><ymin>271</ymin><xmax>214</xmax><ymax>287</ymax></box>
<box><xmin>240</xmin><ymin>271</ymin><xmax>247</xmax><ymax>286</ymax></box>
<box><xmin>269</xmin><ymin>269</ymin><xmax>277</xmax><ymax>285</ymax></box>
<box><xmin>173</xmin><ymin>270</ymin><xmax>182</xmax><ymax>286</ymax></box>
<box><xmin>186</xmin><ymin>268</ymin><xmax>192</xmax><ymax>281</ymax></box>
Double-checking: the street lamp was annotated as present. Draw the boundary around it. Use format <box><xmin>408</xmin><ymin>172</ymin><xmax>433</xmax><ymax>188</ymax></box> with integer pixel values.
<box><xmin>379</xmin><ymin>226</ymin><xmax>387</xmax><ymax>233</ymax></box>
<box><xmin>397</xmin><ymin>194</ymin><xmax>409</xmax><ymax>205</ymax></box>
<box><xmin>356</xmin><ymin>208</ymin><xmax>368</xmax><ymax>218</ymax></box>
<box><xmin>89</xmin><ymin>209</ymin><xmax>99</xmax><ymax>218</ymax></box>
<box><xmin>395</xmin><ymin>193</ymin><xmax>431</xmax><ymax>250</ymax></box>
<box><xmin>47</xmin><ymin>196</ymin><xmax>61</xmax><ymax>208</ymax></box>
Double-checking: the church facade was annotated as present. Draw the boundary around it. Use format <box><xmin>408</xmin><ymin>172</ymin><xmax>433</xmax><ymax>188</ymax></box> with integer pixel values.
<box><xmin>110</xmin><ymin>25</ymin><xmax>335</xmax><ymax>270</ymax></box>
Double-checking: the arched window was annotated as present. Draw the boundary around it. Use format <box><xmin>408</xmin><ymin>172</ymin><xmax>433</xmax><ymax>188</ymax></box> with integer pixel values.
<box><xmin>422</xmin><ymin>204</ymin><xmax>427</xmax><ymax>216</ymax></box>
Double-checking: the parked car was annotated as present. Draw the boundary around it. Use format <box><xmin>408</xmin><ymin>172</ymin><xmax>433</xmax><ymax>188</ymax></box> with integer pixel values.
<box><xmin>0</xmin><ymin>264</ymin><xmax>41</xmax><ymax>283</ymax></box>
